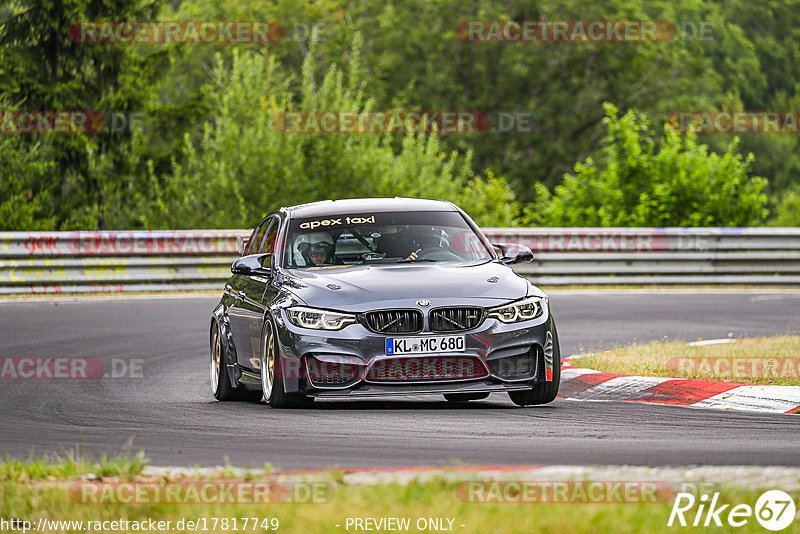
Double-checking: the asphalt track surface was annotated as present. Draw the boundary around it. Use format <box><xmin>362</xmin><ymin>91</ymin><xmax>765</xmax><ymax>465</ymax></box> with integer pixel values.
<box><xmin>1</xmin><ymin>290</ymin><xmax>798</xmax><ymax>468</ymax></box>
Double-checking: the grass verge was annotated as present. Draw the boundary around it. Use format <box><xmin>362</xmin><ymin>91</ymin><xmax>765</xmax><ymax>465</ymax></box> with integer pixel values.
<box><xmin>0</xmin><ymin>451</ymin><xmax>147</xmax><ymax>482</ymax></box>
<box><xmin>575</xmin><ymin>335</ymin><xmax>800</xmax><ymax>386</ymax></box>
<box><xmin>2</xmin><ymin>456</ymin><xmax>799</xmax><ymax>534</ymax></box>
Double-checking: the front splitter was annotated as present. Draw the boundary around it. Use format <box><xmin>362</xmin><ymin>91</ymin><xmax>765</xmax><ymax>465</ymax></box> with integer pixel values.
<box><xmin>310</xmin><ymin>382</ymin><xmax>532</xmax><ymax>398</ymax></box>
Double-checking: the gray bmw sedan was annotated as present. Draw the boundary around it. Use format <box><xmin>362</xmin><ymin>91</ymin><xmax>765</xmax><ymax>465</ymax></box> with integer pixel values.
<box><xmin>211</xmin><ymin>198</ymin><xmax>559</xmax><ymax>408</ymax></box>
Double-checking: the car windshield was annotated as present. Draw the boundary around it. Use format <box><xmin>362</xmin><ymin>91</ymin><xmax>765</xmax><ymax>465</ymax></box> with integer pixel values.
<box><xmin>284</xmin><ymin>211</ymin><xmax>494</xmax><ymax>268</ymax></box>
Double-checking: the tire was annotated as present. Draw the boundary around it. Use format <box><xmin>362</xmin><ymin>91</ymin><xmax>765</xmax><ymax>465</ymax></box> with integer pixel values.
<box><xmin>210</xmin><ymin>322</ymin><xmax>241</xmax><ymax>401</ymax></box>
<box><xmin>444</xmin><ymin>393</ymin><xmax>490</xmax><ymax>402</ymax></box>
<box><xmin>261</xmin><ymin>319</ymin><xmax>314</xmax><ymax>409</ymax></box>
<box><xmin>508</xmin><ymin>320</ymin><xmax>561</xmax><ymax>406</ymax></box>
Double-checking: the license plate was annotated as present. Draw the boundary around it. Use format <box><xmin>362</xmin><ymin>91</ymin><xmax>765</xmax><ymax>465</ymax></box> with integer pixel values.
<box><xmin>385</xmin><ymin>335</ymin><xmax>465</xmax><ymax>355</ymax></box>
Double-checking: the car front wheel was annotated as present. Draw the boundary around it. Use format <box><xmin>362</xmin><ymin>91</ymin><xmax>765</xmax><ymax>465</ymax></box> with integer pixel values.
<box><xmin>261</xmin><ymin>319</ymin><xmax>313</xmax><ymax>409</ymax></box>
<box><xmin>508</xmin><ymin>321</ymin><xmax>561</xmax><ymax>406</ymax></box>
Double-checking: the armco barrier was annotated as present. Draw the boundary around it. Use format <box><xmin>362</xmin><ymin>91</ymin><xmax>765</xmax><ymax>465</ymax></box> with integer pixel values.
<box><xmin>0</xmin><ymin>231</ymin><xmax>245</xmax><ymax>294</ymax></box>
<box><xmin>482</xmin><ymin>227</ymin><xmax>800</xmax><ymax>285</ymax></box>
<box><xmin>0</xmin><ymin>228</ymin><xmax>798</xmax><ymax>294</ymax></box>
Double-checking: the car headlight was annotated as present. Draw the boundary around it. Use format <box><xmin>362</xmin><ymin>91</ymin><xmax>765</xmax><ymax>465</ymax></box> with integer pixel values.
<box><xmin>488</xmin><ymin>296</ymin><xmax>544</xmax><ymax>323</ymax></box>
<box><xmin>287</xmin><ymin>306</ymin><xmax>356</xmax><ymax>330</ymax></box>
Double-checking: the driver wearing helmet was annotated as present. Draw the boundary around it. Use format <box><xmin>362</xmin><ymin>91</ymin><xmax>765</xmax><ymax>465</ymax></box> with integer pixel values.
<box><xmin>306</xmin><ymin>240</ymin><xmax>334</xmax><ymax>266</ymax></box>
<box><xmin>295</xmin><ymin>234</ymin><xmax>335</xmax><ymax>267</ymax></box>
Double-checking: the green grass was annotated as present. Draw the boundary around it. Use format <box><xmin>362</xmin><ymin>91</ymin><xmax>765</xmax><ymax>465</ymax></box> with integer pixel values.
<box><xmin>575</xmin><ymin>335</ymin><xmax>800</xmax><ymax>386</ymax></box>
<box><xmin>2</xmin><ymin>456</ymin><xmax>799</xmax><ymax>533</ymax></box>
<box><xmin>3</xmin><ymin>475</ymin><xmax>799</xmax><ymax>533</ymax></box>
<box><xmin>0</xmin><ymin>451</ymin><xmax>147</xmax><ymax>482</ymax></box>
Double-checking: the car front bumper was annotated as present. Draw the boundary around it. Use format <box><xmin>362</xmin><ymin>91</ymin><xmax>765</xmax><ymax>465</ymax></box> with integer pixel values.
<box><xmin>272</xmin><ymin>304</ymin><xmax>555</xmax><ymax>396</ymax></box>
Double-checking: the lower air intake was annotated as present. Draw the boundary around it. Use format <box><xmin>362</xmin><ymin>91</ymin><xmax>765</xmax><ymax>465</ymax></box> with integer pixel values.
<box><xmin>489</xmin><ymin>347</ymin><xmax>539</xmax><ymax>380</ymax></box>
<box><xmin>366</xmin><ymin>355</ymin><xmax>488</xmax><ymax>382</ymax></box>
<box><xmin>305</xmin><ymin>356</ymin><xmax>361</xmax><ymax>386</ymax></box>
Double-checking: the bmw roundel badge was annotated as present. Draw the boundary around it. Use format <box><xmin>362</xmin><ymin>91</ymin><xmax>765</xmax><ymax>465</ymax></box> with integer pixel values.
<box><xmin>417</xmin><ymin>299</ymin><xmax>431</xmax><ymax>307</ymax></box>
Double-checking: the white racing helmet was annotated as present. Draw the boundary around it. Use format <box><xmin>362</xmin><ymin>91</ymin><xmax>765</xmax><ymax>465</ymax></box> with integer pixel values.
<box><xmin>293</xmin><ymin>232</ymin><xmax>335</xmax><ymax>266</ymax></box>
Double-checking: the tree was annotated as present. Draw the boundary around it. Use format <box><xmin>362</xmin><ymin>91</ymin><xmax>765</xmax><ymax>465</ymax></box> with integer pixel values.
<box><xmin>0</xmin><ymin>130</ymin><xmax>56</xmax><ymax>230</ymax></box>
<box><xmin>527</xmin><ymin>103</ymin><xmax>768</xmax><ymax>226</ymax></box>
<box><xmin>0</xmin><ymin>0</ymin><xmax>164</xmax><ymax>229</ymax></box>
<box><xmin>116</xmin><ymin>36</ymin><xmax>520</xmax><ymax>229</ymax></box>
<box><xmin>346</xmin><ymin>0</ymin><xmax>731</xmax><ymax>201</ymax></box>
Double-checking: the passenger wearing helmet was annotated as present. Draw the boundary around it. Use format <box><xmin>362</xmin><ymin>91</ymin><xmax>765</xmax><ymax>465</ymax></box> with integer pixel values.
<box><xmin>376</xmin><ymin>227</ymin><xmax>446</xmax><ymax>261</ymax></box>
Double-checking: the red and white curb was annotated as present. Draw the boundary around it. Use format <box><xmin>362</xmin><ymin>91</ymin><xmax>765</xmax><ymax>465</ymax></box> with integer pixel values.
<box><xmin>560</xmin><ymin>339</ymin><xmax>800</xmax><ymax>415</ymax></box>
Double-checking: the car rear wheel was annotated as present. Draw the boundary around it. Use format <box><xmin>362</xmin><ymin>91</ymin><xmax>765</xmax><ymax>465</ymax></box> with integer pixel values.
<box><xmin>508</xmin><ymin>321</ymin><xmax>561</xmax><ymax>406</ymax></box>
<box><xmin>261</xmin><ymin>320</ymin><xmax>314</xmax><ymax>409</ymax></box>
<box><xmin>211</xmin><ymin>322</ymin><xmax>239</xmax><ymax>401</ymax></box>
<box><xmin>444</xmin><ymin>393</ymin><xmax>490</xmax><ymax>402</ymax></box>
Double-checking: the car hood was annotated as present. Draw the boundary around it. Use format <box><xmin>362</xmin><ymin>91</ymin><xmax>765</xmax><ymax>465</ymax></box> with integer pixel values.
<box><xmin>281</xmin><ymin>262</ymin><xmax>530</xmax><ymax>312</ymax></box>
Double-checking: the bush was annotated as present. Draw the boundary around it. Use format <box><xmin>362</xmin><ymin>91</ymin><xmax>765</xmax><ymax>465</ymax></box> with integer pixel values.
<box><xmin>526</xmin><ymin>103</ymin><xmax>769</xmax><ymax>227</ymax></box>
<box><xmin>0</xmin><ymin>134</ymin><xmax>56</xmax><ymax>231</ymax></box>
<box><xmin>770</xmin><ymin>185</ymin><xmax>800</xmax><ymax>226</ymax></box>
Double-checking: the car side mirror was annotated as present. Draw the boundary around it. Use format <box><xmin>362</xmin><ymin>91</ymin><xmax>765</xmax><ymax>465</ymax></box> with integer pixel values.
<box><xmin>493</xmin><ymin>243</ymin><xmax>533</xmax><ymax>264</ymax></box>
<box><xmin>231</xmin><ymin>253</ymin><xmax>272</xmax><ymax>275</ymax></box>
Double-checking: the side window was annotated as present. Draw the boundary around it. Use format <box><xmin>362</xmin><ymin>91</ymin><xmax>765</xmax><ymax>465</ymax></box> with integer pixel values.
<box><xmin>261</xmin><ymin>216</ymin><xmax>280</xmax><ymax>255</ymax></box>
<box><xmin>246</xmin><ymin>219</ymin><xmax>270</xmax><ymax>255</ymax></box>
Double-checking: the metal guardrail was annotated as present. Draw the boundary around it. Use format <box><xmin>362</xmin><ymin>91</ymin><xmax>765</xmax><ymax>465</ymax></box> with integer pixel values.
<box><xmin>483</xmin><ymin>227</ymin><xmax>800</xmax><ymax>285</ymax></box>
<box><xmin>0</xmin><ymin>228</ymin><xmax>798</xmax><ymax>294</ymax></box>
<box><xmin>0</xmin><ymin>231</ymin><xmax>243</xmax><ymax>294</ymax></box>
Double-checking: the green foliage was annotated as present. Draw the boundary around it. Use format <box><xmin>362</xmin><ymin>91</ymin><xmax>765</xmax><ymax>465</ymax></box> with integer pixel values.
<box><xmin>348</xmin><ymin>0</ymin><xmax>729</xmax><ymax>200</ymax></box>
<box><xmin>0</xmin><ymin>133</ymin><xmax>57</xmax><ymax>230</ymax></box>
<box><xmin>697</xmin><ymin>0</ymin><xmax>800</xmax><ymax>194</ymax></box>
<box><xmin>0</xmin><ymin>0</ymin><xmax>798</xmax><ymax>230</ymax></box>
<box><xmin>129</xmin><ymin>37</ymin><xmax>519</xmax><ymax>228</ymax></box>
<box><xmin>770</xmin><ymin>185</ymin><xmax>800</xmax><ymax>226</ymax></box>
<box><xmin>526</xmin><ymin>104</ymin><xmax>768</xmax><ymax>226</ymax></box>
<box><xmin>0</xmin><ymin>0</ymin><xmax>165</xmax><ymax>229</ymax></box>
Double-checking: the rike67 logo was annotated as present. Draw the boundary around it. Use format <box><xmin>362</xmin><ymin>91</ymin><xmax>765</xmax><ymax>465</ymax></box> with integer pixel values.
<box><xmin>668</xmin><ymin>490</ymin><xmax>796</xmax><ymax>531</ymax></box>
